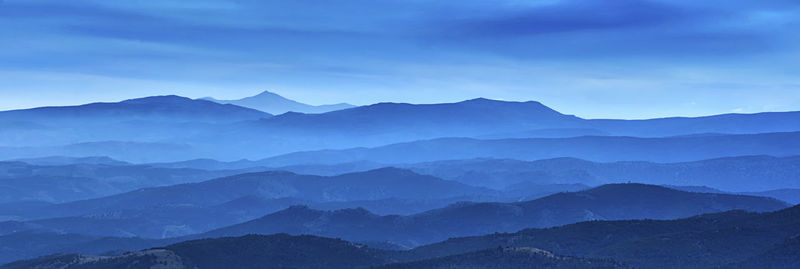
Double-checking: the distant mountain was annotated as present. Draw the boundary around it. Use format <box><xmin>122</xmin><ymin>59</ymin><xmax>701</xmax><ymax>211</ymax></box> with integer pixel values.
<box><xmin>0</xmin><ymin>161</ymin><xmax>263</xmax><ymax>204</ymax></box>
<box><xmin>3</xmin><ymin>168</ymin><xmax>491</xmax><ymax>223</ymax></box>
<box><xmin>0</xmin><ymin>95</ymin><xmax>272</xmax><ymax>153</ymax></box>
<box><xmin>201</xmin><ymin>184</ymin><xmax>786</xmax><ymax>247</ymax></box>
<box><xmin>3</xmin><ymin>97</ymin><xmax>800</xmax><ymax>161</ymax></box>
<box><xmin>477</xmin><ymin>128</ymin><xmax>610</xmax><ymax>139</ymax></box>
<box><xmin>588</xmin><ymin>111</ymin><xmax>800</xmax><ymax>137</ymax></box>
<box><xmin>254</xmin><ymin>98</ymin><xmax>800</xmax><ymax>138</ymax></box>
<box><xmin>149</xmin><ymin>155</ymin><xmax>800</xmax><ymax>192</ymax></box>
<box><xmin>0</xmin><ymin>141</ymin><xmax>205</xmax><ymax>164</ymax></box>
<box><xmin>148</xmin><ymin>158</ymin><xmax>264</xmax><ymax>170</ymax></box>
<box><xmin>399</xmin><ymin>155</ymin><xmax>800</xmax><ymax>191</ymax></box>
<box><xmin>244</xmin><ymin>98</ymin><xmax>800</xmax><ymax>146</ymax></box>
<box><xmin>1</xmin><ymin>183</ymin><xmax>783</xmax><ymax>245</ymax></box>
<box><xmin>258</xmin><ymin>132</ymin><xmax>800</xmax><ymax>167</ymax></box>
<box><xmin>255</xmin><ymin>98</ymin><xmax>582</xmax><ymax>139</ymax></box>
<box><xmin>10</xmin><ymin>156</ymin><xmax>129</xmax><ymax>166</ymax></box>
<box><xmin>665</xmin><ymin>185</ymin><xmax>800</xmax><ymax>205</ymax></box>
<box><xmin>0</xmin><ymin>95</ymin><xmax>271</xmax><ymax>124</ymax></box>
<box><xmin>740</xmin><ymin>188</ymin><xmax>800</xmax><ymax>205</ymax></box>
<box><xmin>407</xmin><ymin>204</ymin><xmax>800</xmax><ymax>268</ymax></box>
<box><xmin>202</xmin><ymin>90</ymin><xmax>354</xmax><ymax>114</ymax></box>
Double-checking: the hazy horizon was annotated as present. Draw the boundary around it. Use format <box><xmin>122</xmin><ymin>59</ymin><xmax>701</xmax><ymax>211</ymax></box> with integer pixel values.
<box><xmin>1</xmin><ymin>0</ymin><xmax>799</xmax><ymax>118</ymax></box>
<box><xmin>3</xmin><ymin>90</ymin><xmax>800</xmax><ymax>120</ymax></box>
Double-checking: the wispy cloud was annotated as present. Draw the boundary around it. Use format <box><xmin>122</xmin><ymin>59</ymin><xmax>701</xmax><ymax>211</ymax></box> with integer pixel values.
<box><xmin>0</xmin><ymin>0</ymin><xmax>798</xmax><ymax>118</ymax></box>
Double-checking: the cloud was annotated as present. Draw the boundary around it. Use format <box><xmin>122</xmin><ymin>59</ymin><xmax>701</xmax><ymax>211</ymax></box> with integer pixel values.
<box><xmin>439</xmin><ymin>0</ymin><xmax>690</xmax><ymax>37</ymax></box>
<box><xmin>0</xmin><ymin>0</ymin><xmax>798</xmax><ymax>118</ymax></box>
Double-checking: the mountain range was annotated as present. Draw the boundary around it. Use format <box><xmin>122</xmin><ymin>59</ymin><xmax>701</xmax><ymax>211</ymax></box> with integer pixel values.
<box><xmin>1</xmin><ymin>94</ymin><xmax>800</xmax><ymax>268</ymax></box>
<box><xmin>0</xmin><ymin>168</ymin><xmax>494</xmax><ymax>232</ymax></box>
<box><xmin>201</xmin><ymin>184</ymin><xmax>786</xmax><ymax>247</ymax></box>
<box><xmin>0</xmin><ymin>234</ymin><xmax>628</xmax><ymax>269</ymax></box>
<box><xmin>3</xmin><ymin>154</ymin><xmax>799</xmax><ymax>210</ymax></box>
<box><xmin>126</xmin><ymin>154</ymin><xmax>800</xmax><ymax>193</ymax></box>
<box><xmin>6</xmin><ymin>204</ymin><xmax>799</xmax><ymax>269</ymax></box>
<box><xmin>266</xmin><ymin>155</ymin><xmax>800</xmax><ymax>191</ymax></box>
<box><xmin>258</xmin><ymin>132</ymin><xmax>800</xmax><ymax>166</ymax></box>
<box><xmin>2</xmin><ymin>96</ymin><xmax>800</xmax><ymax>161</ymax></box>
<box><xmin>0</xmin><ymin>95</ymin><xmax>270</xmax><ymax>125</ymax></box>
<box><xmin>404</xmin><ymin>204</ymin><xmax>800</xmax><ymax>269</ymax></box>
<box><xmin>0</xmin><ymin>161</ymin><xmax>263</xmax><ymax>204</ymax></box>
<box><xmin>0</xmin><ymin>183</ymin><xmax>785</xmax><ymax>255</ymax></box>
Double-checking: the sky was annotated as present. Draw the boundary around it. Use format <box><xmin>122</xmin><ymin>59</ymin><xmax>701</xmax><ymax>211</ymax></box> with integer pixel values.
<box><xmin>0</xmin><ymin>0</ymin><xmax>799</xmax><ymax>119</ymax></box>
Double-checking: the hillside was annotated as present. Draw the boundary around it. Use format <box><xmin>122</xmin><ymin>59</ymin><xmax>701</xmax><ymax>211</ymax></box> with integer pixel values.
<box><xmin>0</xmin><ymin>161</ymin><xmax>259</xmax><ymax>204</ymax></box>
<box><xmin>0</xmin><ymin>168</ymin><xmax>492</xmax><ymax>238</ymax></box>
<box><xmin>201</xmin><ymin>184</ymin><xmax>787</xmax><ymax>247</ymax></box>
<box><xmin>151</xmin><ymin>155</ymin><xmax>800</xmax><ymax>192</ymax></box>
<box><xmin>399</xmin><ymin>155</ymin><xmax>800</xmax><ymax>191</ymax></box>
<box><xmin>378</xmin><ymin>247</ymin><xmax>627</xmax><ymax>269</ymax></box>
<box><xmin>0</xmin><ymin>234</ymin><xmax>395</xmax><ymax>269</ymax></box>
<box><xmin>259</xmin><ymin>132</ymin><xmax>800</xmax><ymax>166</ymax></box>
<box><xmin>406</xmin><ymin>204</ymin><xmax>800</xmax><ymax>268</ymax></box>
<box><xmin>5</xmin><ymin>205</ymin><xmax>799</xmax><ymax>268</ymax></box>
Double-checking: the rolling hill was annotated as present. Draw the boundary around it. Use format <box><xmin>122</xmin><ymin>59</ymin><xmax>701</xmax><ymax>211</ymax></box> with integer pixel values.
<box><xmin>6</xmin><ymin>204</ymin><xmax>799</xmax><ymax>268</ymax></box>
<box><xmin>201</xmin><ymin>184</ymin><xmax>787</xmax><ymax>247</ymax></box>
<box><xmin>0</xmin><ymin>95</ymin><xmax>271</xmax><ymax>125</ymax></box>
<box><xmin>377</xmin><ymin>247</ymin><xmax>627</xmax><ymax>269</ymax></box>
<box><xmin>1</xmin><ymin>237</ymin><xmax>627</xmax><ymax>269</ymax></box>
<box><xmin>0</xmin><ymin>168</ymin><xmax>491</xmax><ymax>225</ymax></box>
<box><xmin>0</xmin><ymin>161</ymin><xmax>264</xmax><ymax>204</ymax></box>
<box><xmin>149</xmin><ymin>155</ymin><xmax>800</xmax><ymax>192</ymax></box>
<box><xmin>258</xmin><ymin>132</ymin><xmax>800</xmax><ymax>166</ymax></box>
<box><xmin>0</xmin><ymin>234</ymin><xmax>395</xmax><ymax>269</ymax></box>
<box><xmin>405</xmin><ymin>204</ymin><xmax>800</xmax><ymax>268</ymax></box>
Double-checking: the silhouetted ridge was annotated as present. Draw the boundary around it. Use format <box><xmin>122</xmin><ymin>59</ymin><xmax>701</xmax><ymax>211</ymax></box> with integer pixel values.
<box><xmin>120</xmin><ymin>95</ymin><xmax>196</xmax><ymax>104</ymax></box>
<box><xmin>184</xmin><ymin>183</ymin><xmax>786</xmax><ymax>248</ymax></box>
<box><xmin>0</xmin><ymin>94</ymin><xmax>272</xmax><ymax>123</ymax></box>
<box><xmin>379</xmin><ymin>247</ymin><xmax>628</xmax><ymax>269</ymax></box>
<box><xmin>404</xmin><ymin>203</ymin><xmax>800</xmax><ymax>268</ymax></box>
<box><xmin>584</xmin><ymin>183</ymin><xmax>683</xmax><ymax>194</ymax></box>
<box><xmin>162</xmin><ymin>234</ymin><xmax>392</xmax><ymax>269</ymax></box>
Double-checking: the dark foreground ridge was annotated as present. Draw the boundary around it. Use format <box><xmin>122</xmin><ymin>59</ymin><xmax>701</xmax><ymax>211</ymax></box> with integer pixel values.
<box><xmin>4</xmin><ymin>204</ymin><xmax>799</xmax><ymax>269</ymax></box>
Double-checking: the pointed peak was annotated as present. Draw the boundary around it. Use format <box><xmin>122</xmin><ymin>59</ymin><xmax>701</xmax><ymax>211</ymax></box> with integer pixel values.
<box><xmin>462</xmin><ymin>97</ymin><xmax>499</xmax><ymax>103</ymax></box>
<box><xmin>252</xmin><ymin>90</ymin><xmax>285</xmax><ymax>98</ymax></box>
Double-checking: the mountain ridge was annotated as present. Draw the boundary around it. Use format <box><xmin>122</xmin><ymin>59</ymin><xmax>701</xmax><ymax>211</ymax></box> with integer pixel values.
<box><xmin>202</xmin><ymin>90</ymin><xmax>355</xmax><ymax>114</ymax></box>
<box><xmin>0</xmin><ymin>95</ymin><xmax>272</xmax><ymax>123</ymax></box>
<box><xmin>197</xmin><ymin>183</ymin><xmax>787</xmax><ymax>247</ymax></box>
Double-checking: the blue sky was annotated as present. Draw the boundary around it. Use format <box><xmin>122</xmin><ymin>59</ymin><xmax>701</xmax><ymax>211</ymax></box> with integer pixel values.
<box><xmin>0</xmin><ymin>0</ymin><xmax>798</xmax><ymax>118</ymax></box>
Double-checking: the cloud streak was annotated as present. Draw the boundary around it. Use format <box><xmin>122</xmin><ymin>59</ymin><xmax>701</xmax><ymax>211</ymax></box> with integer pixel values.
<box><xmin>0</xmin><ymin>0</ymin><xmax>798</xmax><ymax>118</ymax></box>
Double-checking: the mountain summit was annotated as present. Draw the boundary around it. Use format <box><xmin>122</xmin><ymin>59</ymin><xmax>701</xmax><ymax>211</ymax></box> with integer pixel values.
<box><xmin>202</xmin><ymin>90</ymin><xmax>354</xmax><ymax>114</ymax></box>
